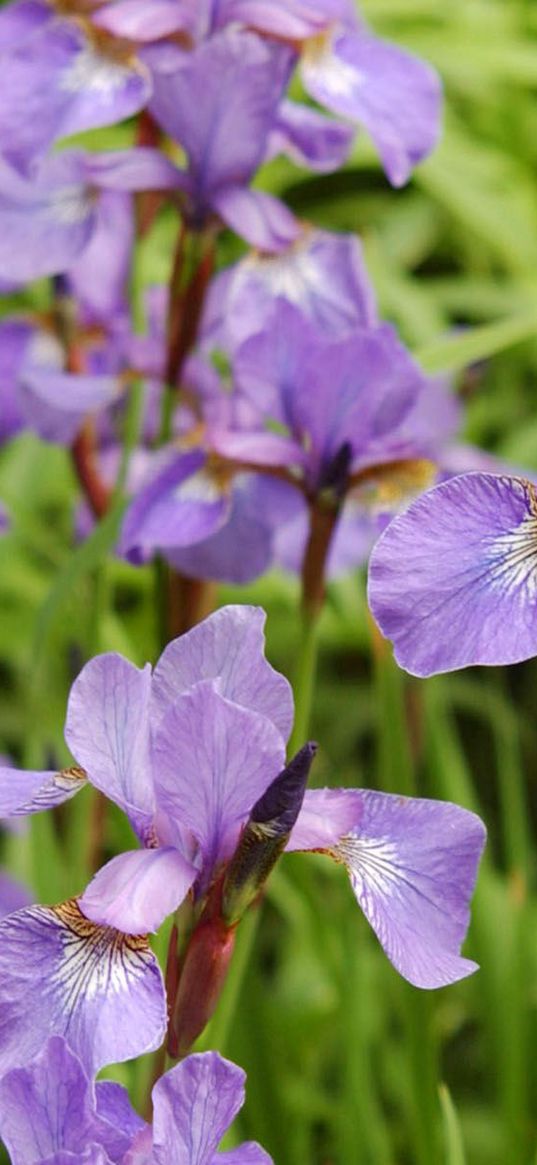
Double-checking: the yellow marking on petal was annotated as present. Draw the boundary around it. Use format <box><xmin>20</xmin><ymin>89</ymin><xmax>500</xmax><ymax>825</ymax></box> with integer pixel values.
<box><xmin>350</xmin><ymin>458</ymin><xmax>436</xmax><ymax>508</ymax></box>
<box><xmin>54</xmin><ymin>898</ymin><xmax>149</xmax><ymax>948</ymax></box>
<box><xmin>58</xmin><ymin>764</ymin><xmax>87</xmax><ymax>786</ymax></box>
<box><xmin>302</xmin><ymin>30</ymin><xmax>332</xmax><ymax>65</ymax></box>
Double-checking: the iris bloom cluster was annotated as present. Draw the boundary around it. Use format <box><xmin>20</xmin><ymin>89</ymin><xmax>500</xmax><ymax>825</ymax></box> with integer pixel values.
<box><xmin>0</xmin><ymin>0</ymin><xmax>493</xmax><ymax>1159</ymax></box>
<box><xmin>0</xmin><ymin>607</ymin><xmax>484</xmax><ymax>1088</ymax></box>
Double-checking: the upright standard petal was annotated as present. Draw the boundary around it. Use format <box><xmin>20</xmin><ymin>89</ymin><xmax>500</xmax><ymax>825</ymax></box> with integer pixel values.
<box><xmin>0</xmin><ymin>1036</ymin><xmax>137</xmax><ymax>1164</ymax></box>
<box><xmin>368</xmin><ymin>473</ymin><xmax>537</xmax><ymax>676</ymax></box>
<box><xmin>151</xmin><ymin>1052</ymin><xmax>272</xmax><ymax>1165</ymax></box>
<box><xmin>0</xmin><ymin>900</ymin><xmax>167</xmax><ymax>1075</ymax></box>
<box><xmin>148</xmin><ymin>29</ymin><xmax>293</xmax><ymax>199</ymax></box>
<box><xmin>302</xmin><ymin>29</ymin><xmax>441</xmax><ymax>186</ymax></box>
<box><xmin>151</xmin><ymin>604</ymin><xmax>294</xmax><ymax>738</ymax></box>
<box><xmin>152</xmin><ymin>682</ymin><xmax>286</xmax><ymax>879</ymax></box>
<box><xmin>289</xmin><ymin>788</ymin><xmax>485</xmax><ymax>988</ymax></box>
<box><xmin>65</xmin><ymin>654</ymin><xmax>154</xmax><ymax>830</ymax></box>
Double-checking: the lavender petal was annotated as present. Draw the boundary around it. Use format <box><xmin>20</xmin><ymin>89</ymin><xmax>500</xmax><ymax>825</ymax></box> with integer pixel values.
<box><xmin>302</xmin><ymin>29</ymin><xmax>441</xmax><ymax>186</ymax></box>
<box><xmin>368</xmin><ymin>473</ymin><xmax>537</xmax><ymax>675</ymax></box>
<box><xmin>65</xmin><ymin>653</ymin><xmax>154</xmax><ymax>831</ymax></box>
<box><xmin>151</xmin><ymin>604</ymin><xmax>293</xmax><ymax>738</ymax></box>
<box><xmin>79</xmin><ymin>847</ymin><xmax>197</xmax><ymax>934</ymax></box>
<box><xmin>0</xmin><ymin>900</ymin><xmax>167</xmax><ymax>1075</ymax></box>
<box><xmin>0</xmin><ymin>1036</ymin><xmax>135</xmax><ymax>1163</ymax></box>
<box><xmin>292</xmin><ymin>788</ymin><xmax>485</xmax><ymax>988</ymax></box>
<box><xmin>152</xmin><ymin>682</ymin><xmax>286</xmax><ymax>878</ymax></box>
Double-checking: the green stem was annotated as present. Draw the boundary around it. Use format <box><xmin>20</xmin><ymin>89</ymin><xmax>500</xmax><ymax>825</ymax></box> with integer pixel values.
<box><xmin>372</xmin><ymin>633</ymin><xmax>415</xmax><ymax>796</ymax></box>
<box><xmin>373</xmin><ymin>644</ymin><xmax>440</xmax><ymax>1164</ymax></box>
<box><xmin>288</xmin><ymin>609</ymin><xmax>321</xmax><ymax>756</ymax></box>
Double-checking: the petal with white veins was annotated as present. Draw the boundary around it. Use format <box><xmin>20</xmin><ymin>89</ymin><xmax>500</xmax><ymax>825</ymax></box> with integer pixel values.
<box><xmin>0</xmin><ymin>900</ymin><xmax>167</xmax><ymax>1075</ymax></box>
<box><xmin>329</xmin><ymin>790</ymin><xmax>484</xmax><ymax>988</ymax></box>
<box><xmin>368</xmin><ymin>473</ymin><xmax>537</xmax><ymax>676</ymax></box>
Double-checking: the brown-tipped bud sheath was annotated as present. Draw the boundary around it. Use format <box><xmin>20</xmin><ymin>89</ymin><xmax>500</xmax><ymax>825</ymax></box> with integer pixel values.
<box><xmin>222</xmin><ymin>742</ymin><xmax>317</xmax><ymax>925</ymax></box>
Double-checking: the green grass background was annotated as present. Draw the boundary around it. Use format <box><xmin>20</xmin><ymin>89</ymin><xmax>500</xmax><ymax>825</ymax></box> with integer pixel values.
<box><xmin>1</xmin><ymin>1</ymin><xmax>537</xmax><ymax>1161</ymax></box>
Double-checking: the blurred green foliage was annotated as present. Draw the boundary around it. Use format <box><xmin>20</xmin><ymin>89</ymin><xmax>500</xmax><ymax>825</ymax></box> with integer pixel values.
<box><xmin>1</xmin><ymin>0</ymin><xmax>537</xmax><ymax>1162</ymax></box>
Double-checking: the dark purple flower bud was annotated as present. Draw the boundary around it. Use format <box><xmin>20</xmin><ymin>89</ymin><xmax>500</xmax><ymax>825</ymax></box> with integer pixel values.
<box><xmin>318</xmin><ymin>440</ymin><xmax>353</xmax><ymax>504</ymax></box>
<box><xmin>222</xmin><ymin>741</ymin><xmax>317</xmax><ymax>924</ymax></box>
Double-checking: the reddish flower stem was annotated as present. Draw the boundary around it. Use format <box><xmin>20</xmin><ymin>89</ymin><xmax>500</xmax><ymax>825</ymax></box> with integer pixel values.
<box><xmin>167</xmin><ymin>877</ymin><xmax>237</xmax><ymax>1060</ymax></box>
<box><xmin>160</xmin><ymin>222</ymin><xmax>218</xmax><ymax>636</ymax></box>
<box><xmin>300</xmin><ymin>498</ymin><xmax>341</xmax><ymax>621</ymax></box>
<box><xmin>71</xmin><ymin>422</ymin><xmax>112</xmax><ymax>520</ymax></box>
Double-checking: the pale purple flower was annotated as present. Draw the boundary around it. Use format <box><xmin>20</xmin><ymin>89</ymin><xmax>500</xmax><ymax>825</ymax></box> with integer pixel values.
<box><xmin>120</xmin><ymin>302</ymin><xmax>461</xmax><ymax>583</ymax></box>
<box><xmin>146</xmin><ymin>28</ymin><xmax>301</xmax><ymax>251</ymax></box>
<box><xmin>210</xmin><ymin>301</ymin><xmax>458</xmax><ymax>497</ymax></box>
<box><xmin>214</xmin><ymin>0</ymin><xmax>442</xmax><ymax>186</ymax></box>
<box><xmin>0</xmin><ymin>148</ymin><xmax>179</xmax><ymax>284</ymax></box>
<box><xmin>0</xmin><ymin>308</ymin><xmax>129</xmax><ymax>447</ymax></box>
<box><xmin>0</xmin><ymin>607</ymin><xmax>484</xmax><ymax>1002</ymax></box>
<box><xmin>368</xmin><ymin>472</ymin><xmax>537</xmax><ymax>676</ymax></box>
<box><xmin>0</xmin><ymin>0</ymin><xmax>151</xmax><ymax>166</ymax></box>
<box><xmin>0</xmin><ymin>1037</ymin><xmax>270</xmax><ymax>1164</ymax></box>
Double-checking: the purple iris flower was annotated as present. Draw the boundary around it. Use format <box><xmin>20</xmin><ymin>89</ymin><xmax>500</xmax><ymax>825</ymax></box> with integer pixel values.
<box><xmin>209</xmin><ymin>300</ymin><xmax>458</xmax><ymax>500</ymax></box>
<box><xmin>118</xmin><ymin>348</ymin><xmax>302</xmax><ymax>582</ymax></box>
<box><xmin>146</xmin><ymin>28</ymin><xmax>303</xmax><ymax>251</ymax></box>
<box><xmin>368</xmin><ymin>471</ymin><xmax>537</xmax><ymax>676</ymax></box>
<box><xmin>120</xmin><ymin>302</ymin><xmax>460</xmax><ymax>584</ymax></box>
<box><xmin>0</xmin><ymin>605</ymin><xmax>484</xmax><ymax>1068</ymax></box>
<box><xmin>0</xmin><ymin>296</ymin><xmax>135</xmax><ymax>447</ymax></box>
<box><xmin>213</xmin><ymin>0</ymin><xmax>442</xmax><ymax>186</ymax></box>
<box><xmin>118</xmin><ymin>442</ymin><xmax>300</xmax><ymax>584</ymax></box>
<box><xmin>0</xmin><ymin>1036</ymin><xmax>271</xmax><ymax>1164</ymax></box>
<box><xmin>0</xmin><ymin>147</ymin><xmax>179</xmax><ymax>284</ymax></box>
<box><xmin>0</xmin><ymin>0</ymin><xmax>151</xmax><ymax>167</ymax></box>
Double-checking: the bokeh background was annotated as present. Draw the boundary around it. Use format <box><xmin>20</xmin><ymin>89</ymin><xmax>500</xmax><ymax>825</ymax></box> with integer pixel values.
<box><xmin>1</xmin><ymin>1</ymin><xmax>537</xmax><ymax>1161</ymax></box>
